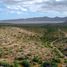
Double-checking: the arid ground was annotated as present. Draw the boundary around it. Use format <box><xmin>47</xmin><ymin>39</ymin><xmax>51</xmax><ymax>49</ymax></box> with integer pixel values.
<box><xmin>0</xmin><ymin>25</ymin><xmax>67</xmax><ymax>67</ymax></box>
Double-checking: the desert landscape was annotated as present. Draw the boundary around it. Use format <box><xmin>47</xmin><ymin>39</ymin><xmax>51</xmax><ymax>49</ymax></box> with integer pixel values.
<box><xmin>0</xmin><ymin>23</ymin><xmax>67</xmax><ymax>67</ymax></box>
<box><xmin>0</xmin><ymin>0</ymin><xmax>67</xmax><ymax>67</ymax></box>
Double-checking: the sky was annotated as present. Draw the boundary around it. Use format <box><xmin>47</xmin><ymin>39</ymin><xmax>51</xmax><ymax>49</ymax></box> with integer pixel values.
<box><xmin>0</xmin><ymin>0</ymin><xmax>67</xmax><ymax>20</ymax></box>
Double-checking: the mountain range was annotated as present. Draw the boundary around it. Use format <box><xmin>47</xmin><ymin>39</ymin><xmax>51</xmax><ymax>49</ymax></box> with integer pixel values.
<box><xmin>0</xmin><ymin>17</ymin><xmax>67</xmax><ymax>24</ymax></box>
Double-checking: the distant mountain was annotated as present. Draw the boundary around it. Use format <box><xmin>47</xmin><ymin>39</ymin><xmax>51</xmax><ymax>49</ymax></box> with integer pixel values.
<box><xmin>0</xmin><ymin>17</ymin><xmax>67</xmax><ymax>24</ymax></box>
<box><xmin>25</xmin><ymin>17</ymin><xmax>67</xmax><ymax>21</ymax></box>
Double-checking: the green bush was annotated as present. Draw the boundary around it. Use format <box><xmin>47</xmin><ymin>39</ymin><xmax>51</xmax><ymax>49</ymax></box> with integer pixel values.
<box><xmin>51</xmin><ymin>62</ymin><xmax>58</xmax><ymax>67</ymax></box>
<box><xmin>41</xmin><ymin>61</ymin><xmax>58</xmax><ymax>67</ymax></box>
<box><xmin>0</xmin><ymin>48</ymin><xmax>3</xmax><ymax>57</ymax></box>
<box><xmin>64</xmin><ymin>59</ymin><xmax>67</xmax><ymax>63</ymax></box>
<box><xmin>52</xmin><ymin>58</ymin><xmax>61</xmax><ymax>63</ymax></box>
<box><xmin>32</xmin><ymin>56</ymin><xmax>41</xmax><ymax>63</ymax></box>
<box><xmin>13</xmin><ymin>60</ymin><xmax>19</xmax><ymax>67</ymax></box>
<box><xmin>0</xmin><ymin>61</ymin><xmax>12</xmax><ymax>67</ymax></box>
<box><xmin>41</xmin><ymin>61</ymin><xmax>51</xmax><ymax>67</ymax></box>
<box><xmin>20</xmin><ymin>60</ymin><xmax>30</xmax><ymax>67</ymax></box>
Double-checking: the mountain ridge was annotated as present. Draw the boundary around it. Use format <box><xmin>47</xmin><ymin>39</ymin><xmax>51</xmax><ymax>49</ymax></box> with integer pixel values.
<box><xmin>0</xmin><ymin>17</ymin><xmax>67</xmax><ymax>24</ymax></box>
<box><xmin>0</xmin><ymin>17</ymin><xmax>67</xmax><ymax>21</ymax></box>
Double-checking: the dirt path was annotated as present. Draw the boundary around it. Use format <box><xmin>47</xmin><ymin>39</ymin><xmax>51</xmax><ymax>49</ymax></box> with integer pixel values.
<box><xmin>50</xmin><ymin>33</ymin><xmax>67</xmax><ymax>63</ymax></box>
<box><xmin>58</xmin><ymin>29</ymin><xmax>67</xmax><ymax>37</ymax></box>
<box><xmin>50</xmin><ymin>39</ymin><xmax>64</xmax><ymax>57</ymax></box>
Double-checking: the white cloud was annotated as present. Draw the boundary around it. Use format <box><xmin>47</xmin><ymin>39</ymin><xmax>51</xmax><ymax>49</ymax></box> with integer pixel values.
<box><xmin>0</xmin><ymin>0</ymin><xmax>67</xmax><ymax>14</ymax></box>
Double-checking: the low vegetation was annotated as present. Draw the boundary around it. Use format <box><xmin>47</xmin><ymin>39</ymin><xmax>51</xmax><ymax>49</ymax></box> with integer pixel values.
<box><xmin>0</xmin><ymin>25</ymin><xmax>67</xmax><ymax>67</ymax></box>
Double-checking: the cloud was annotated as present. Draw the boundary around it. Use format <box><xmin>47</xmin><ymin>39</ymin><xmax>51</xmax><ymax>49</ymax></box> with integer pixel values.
<box><xmin>0</xmin><ymin>0</ymin><xmax>67</xmax><ymax>15</ymax></box>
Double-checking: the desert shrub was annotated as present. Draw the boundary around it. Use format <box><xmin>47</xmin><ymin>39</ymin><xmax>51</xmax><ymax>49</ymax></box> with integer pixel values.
<box><xmin>0</xmin><ymin>61</ymin><xmax>12</xmax><ymax>67</ymax></box>
<box><xmin>51</xmin><ymin>62</ymin><xmax>58</xmax><ymax>67</ymax></box>
<box><xmin>13</xmin><ymin>60</ymin><xmax>19</xmax><ymax>67</ymax></box>
<box><xmin>41</xmin><ymin>61</ymin><xmax>51</xmax><ymax>67</ymax></box>
<box><xmin>64</xmin><ymin>59</ymin><xmax>67</xmax><ymax>63</ymax></box>
<box><xmin>20</xmin><ymin>60</ymin><xmax>30</xmax><ymax>67</ymax></box>
<box><xmin>0</xmin><ymin>48</ymin><xmax>3</xmax><ymax>57</ymax></box>
<box><xmin>32</xmin><ymin>56</ymin><xmax>41</xmax><ymax>63</ymax></box>
<box><xmin>15</xmin><ymin>57</ymin><xmax>24</xmax><ymax>61</ymax></box>
<box><xmin>52</xmin><ymin>58</ymin><xmax>60</xmax><ymax>63</ymax></box>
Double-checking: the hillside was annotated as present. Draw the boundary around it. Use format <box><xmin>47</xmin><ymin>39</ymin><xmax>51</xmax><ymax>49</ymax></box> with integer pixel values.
<box><xmin>0</xmin><ymin>25</ymin><xmax>67</xmax><ymax>67</ymax></box>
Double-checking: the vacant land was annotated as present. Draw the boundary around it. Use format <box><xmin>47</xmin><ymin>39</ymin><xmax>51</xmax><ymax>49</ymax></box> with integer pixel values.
<box><xmin>0</xmin><ymin>24</ymin><xmax>67</xmax><ymax>67</ymax></box>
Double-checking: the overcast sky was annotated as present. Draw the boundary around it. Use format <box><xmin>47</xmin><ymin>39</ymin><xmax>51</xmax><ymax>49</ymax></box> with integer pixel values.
<box><xmin>0</xmin><ymin>0</ymin><xmax>67</xmax><ymax>20</ymax></box>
